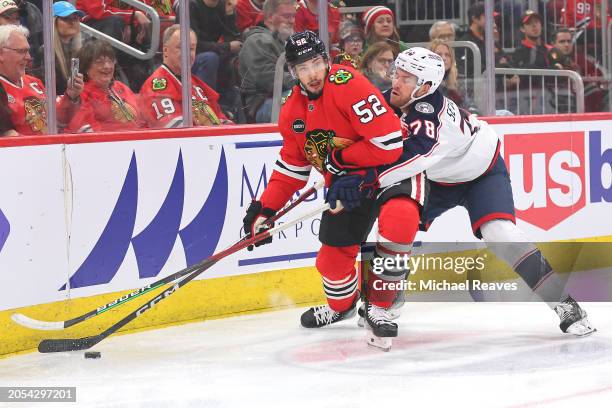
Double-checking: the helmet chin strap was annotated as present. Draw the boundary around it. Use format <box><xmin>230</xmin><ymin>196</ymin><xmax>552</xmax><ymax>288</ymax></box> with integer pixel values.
<box><xmin>401</xmin><ymin>81</ymin><xmax>424</xmax><ymax>110</ymax></box>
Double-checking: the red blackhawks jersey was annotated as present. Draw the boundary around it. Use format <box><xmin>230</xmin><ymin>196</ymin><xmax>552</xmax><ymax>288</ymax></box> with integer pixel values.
<box><xmin>68</xmin><ymin>80</ymin><xmax>145</xmax><ymax>133</ymax></box>
<box><xmin>562</xmin><ymin>0</ymin><xmax>611</xmax><ymax>29</ymax></box>
<box><xmin>77</xmin><ymin>1</ymin><xmax>134</xmax><ymax>24</ymax></box>
<box><xmin>0</xmin><ymin>74</ymin><xmax>47</xmax><ymax>135</ymax></box>
<box><xmin>143</xmin><ymin>0</ymin><xmax>175</xmax><ymax>18</ymax></box>
<box><xmin>295</xmin><ymin>1</ymin><xmax>342</xmax><ymax>44</ymax></box>
<box><xmin>236</xmin><ymin>0</ymin><xmax>264</xmax><ymax>32</ymax></box>
<box><xmin>260</xmin><ymin>64</ymin><xmax>403</xmax><ymax>211</ymax></box>
<box><xmin>140</xmin><ymin>65</ymin><xmax>227</xmax><ymax>128</ymax></box>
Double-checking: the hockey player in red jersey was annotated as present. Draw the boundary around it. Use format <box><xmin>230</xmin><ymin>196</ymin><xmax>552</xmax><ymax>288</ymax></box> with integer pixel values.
<box><xmin>242</xmin><ymin>31</ymin><xmax>426</xmax><ymax>350</ymax></box>
<box><xmin>139</xmin><ymin>25</ymin><xmax>231</xmax><ymax>128</ymax></box>
<box><xmin>382</xmin><ymin>47</ymin><xmax>595</xmax><ymax>336</ymax></box>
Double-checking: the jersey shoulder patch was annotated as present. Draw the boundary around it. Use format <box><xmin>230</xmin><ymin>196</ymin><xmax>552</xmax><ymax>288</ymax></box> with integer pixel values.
<box><xmin>408</xmin><ymin>90</ymin><xmax>444</xmax><ymax>118</ymax></box>
<box><xmin>152</xmin><ymin>78</ymin><xmax>168</xmax><ymax>91</ymax></box>
<box><xmin>415</xmin><ymin>101</ymin><xmax>435</xmax><ymax>114</ymax></box>
<box><xmin>328</xmin><ymin>68</ymin><xmax>353</xmax><ymax>85</ymax></box>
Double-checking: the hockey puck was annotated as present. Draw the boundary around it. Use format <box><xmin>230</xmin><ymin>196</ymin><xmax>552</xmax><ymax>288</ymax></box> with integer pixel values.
<box><xmin>84</xmin><ymin>351</ymin><xmax>101</xmax><ymax>359</ymax></box>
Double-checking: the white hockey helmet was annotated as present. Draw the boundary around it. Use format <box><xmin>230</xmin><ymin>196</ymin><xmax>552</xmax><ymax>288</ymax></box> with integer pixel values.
<box><xmin>391</xmin><ymin>47</ymin><xmax>445</xmax><ymax>105</ymax></box>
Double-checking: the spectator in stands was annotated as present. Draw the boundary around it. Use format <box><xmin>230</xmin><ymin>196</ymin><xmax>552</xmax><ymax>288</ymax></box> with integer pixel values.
<box><xmin>238</xmin><ymin>0</ymin><xmax>296</xmax><ymax>123</ymax></box>
<box><xmin>359</xmin><ymin>41</ymin><xmax>393</xmax><ymax>91</ymax></box>
<box><xmin>140</xmin><ymin>24</ymin><xmax>231</xmax><ymax>128</ymax></box>
<box><xmin>429</xmin><ymin>39</ymin><xmax>477</xmax><ymax>112</ymax></box>
<box><xmin>548</xmin><ymin>29</ymin><xmax>577</xmax><ymax>71</ymax></box>
<box><xmin>77</xmin><ymin>1</ymin><xmax>151</xmax><ymax>45</ymax></box>
<box><xmin>429</xmin><ymin>20</ymin><xmax>455</xmax><ymax>42</ymax></box>
<box><xmin>511</xmin><ymin>10</ymin><xmax>551</xmax><ymax>69</ymax></box>
<box><xmin>458</xmin><ymin>1</ymin><xmax>487</xmax><ymax>74</ymax></box>
<box><xmin>333</xmin><ymin>21</ymin><xmax>364</xmax><ymax>69</ymax></box>
<box><xmin>176</xmin><ymin>0</ymin><xmax>242</xmax><ymax>92</ymax></box>
<box><xmin>295</xmin><ymin>0</ymin><xmax>341</xmax><ymax>44</ymax></box>
<box><xmin>14</xmin><ymin>0</ymin><xmax>42</xmax><ymax>52</ymax></box>
<box><xmin>361</xmin><ymin>6</ymin><xmax>406</xmax><ymax>55</ymax></box>
<box><xmin>67</xmin><ymin>39</ymin><xmax>146</xmax><ymax>132</ymax></box>
<box><xmin>0</xmin><ymin>1</ymin><xmax>20</xmax><ymax>26</ymax></box>
<box><xmin>0</xmin><ymin>24</ymin><xmax>83</xmax><ymax>135</ymax></box>
<box><xmin>548</xmin><ymin>27</ymin><xmax>608</xmax><ymax>112</ymax></box>
<box><xmin>236</xmin><ymin>0</ymin><xmax>264</xmax><ymax>33</ymax></box>
<box><xmin>32</xmin><ymin>2</ymin><xmax>84</xmax><ymax>95</ymax></box>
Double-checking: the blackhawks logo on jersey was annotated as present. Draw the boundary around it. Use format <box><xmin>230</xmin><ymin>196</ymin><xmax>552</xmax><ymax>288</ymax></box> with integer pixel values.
<box><xmin>328</xmin><ymin>69</ymin><xmax>353</xmax><ymax>85</ymax></box>
<box><xmin>152</xmin><ymin>78</ymin><xmax>168</xmax><ymax>91</ymax></box>
<box><xmin>23</xmin><ymin>96</ymin><xmax>47</xmax><ymax>134</ymax></box>
<box><xmin>193</xmin><ymin>100</ymin><xmax>221</xmax><ymax>126</ymax></box>
<box><xmin>304</xmin><ymin>129</ymin><xmax>355</xmax><ymax>171</ymax></box>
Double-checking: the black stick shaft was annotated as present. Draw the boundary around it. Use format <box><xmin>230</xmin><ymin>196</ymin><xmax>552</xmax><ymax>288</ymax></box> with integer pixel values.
<box><xmin>25</xmin><ymin>182</ymin><xmax>321</xmax><ymax>331</ymax></box>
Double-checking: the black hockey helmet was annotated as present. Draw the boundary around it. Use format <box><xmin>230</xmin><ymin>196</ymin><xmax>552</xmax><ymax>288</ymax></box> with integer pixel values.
<box><xmin>285</xmin><ymin>30</ymin><xmax>328</xmax><ymax>66</ymax></box>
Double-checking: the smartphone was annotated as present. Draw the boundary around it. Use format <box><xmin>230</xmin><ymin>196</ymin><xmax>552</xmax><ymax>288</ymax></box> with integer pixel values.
<box><xmin>70</xmin><ymin>58</ymin><xmax>79</xmax><ymax>88</ymax></box>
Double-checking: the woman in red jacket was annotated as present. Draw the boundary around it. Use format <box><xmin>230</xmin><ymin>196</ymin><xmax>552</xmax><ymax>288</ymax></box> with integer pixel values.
<box><xmin>68</xmin><ymin>39</ymin><xmax>147</xmax><ymax>133</ymax></box>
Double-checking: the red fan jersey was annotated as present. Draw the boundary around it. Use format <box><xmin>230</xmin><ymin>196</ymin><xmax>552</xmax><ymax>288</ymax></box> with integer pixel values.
<box><xmin>562</xmin><ymin>0</ymin><xmax>611</xmax><ymax>29</ymax></box>
<box><xmin>139</xmin><ymin>64</ymin><xmax>228</xmax><ymax>128</ymax></box>
<box><xmin>260</xmin><ymin>64</ymin><xmax>403</xmax><ymax>210</ymax></box>
<box><xmin>0</xmin><ymin>74</ymin><xmax>48</xmax><ymax>135</ymax></box>
<box><xmin>68</xmin><ymin>80</ymin><xmax>145</xmax><ymax>133</ymax></box>
<box><xmin>295</xmin><ymin>0</ymin><xmax>341</xmax><ymax>43</ymax></box>
<box><xmin>236</xmin><ymin>0</ymin><xmax>264</xmax><ymax>32</ymax></box>
<box><xmin>77</xmin><ymin>1</ymin><xmax>134</xmax><ymax>24</ymax></box>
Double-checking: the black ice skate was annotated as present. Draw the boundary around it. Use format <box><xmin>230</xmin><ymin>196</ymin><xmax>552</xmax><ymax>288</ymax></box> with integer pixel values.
<box><xmin>554</xmin><ymin>295</ymin><xmax>596</xmax><ymax>337</ymax></box>
<box><xmin>365</xmin><ymin>302</ymin><xmax>398</xmax><ymax>352</ymax></box>
<box><xmin>300</xmin><ymin>302</ymin><xmax>357</xmax><ymax>328</ymax></box>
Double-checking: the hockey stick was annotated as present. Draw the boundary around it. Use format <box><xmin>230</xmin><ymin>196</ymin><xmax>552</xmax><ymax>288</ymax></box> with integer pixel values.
<box><xmin>13</xmin><ymin>179</ymin><xmax>325</xmax><ymax>331</ymax></box>
<box><xmin>38</xmin><ymin>202</ymin><xmax>331</xmax><ymax>353</ymax></box>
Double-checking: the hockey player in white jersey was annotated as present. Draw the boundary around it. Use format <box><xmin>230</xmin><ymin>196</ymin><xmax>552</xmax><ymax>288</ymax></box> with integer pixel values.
<box><xmin>374</xmin><ymin>47</ymin><xmax>595</xmax><ymax>336</ymax></box>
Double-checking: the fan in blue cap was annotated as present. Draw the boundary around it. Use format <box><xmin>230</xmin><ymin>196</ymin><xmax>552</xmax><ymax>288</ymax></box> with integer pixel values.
<box><xmin>52</xmin><ymin>1</ymin><xmax>85</xmax><ymax>18</ymax></box>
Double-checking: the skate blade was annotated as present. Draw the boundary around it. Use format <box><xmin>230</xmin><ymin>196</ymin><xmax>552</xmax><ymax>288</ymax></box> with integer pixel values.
<box><xmin>568</xmin><ymin>322</ymin><xmax>597</xmax><ymax>337</ymax></box>
<box><xmin>566</xmin><ymin>317</ymin><xmax>597</xmax><ymax>337</ymax></box>
<box><xmin>366</xmin><ymin>333</ymin><xmax>392</xmax><ymax>352</ymax></box>
<box><xmin>357</xmin><ymin>316</ymin><xmax>365</xmax><ymax>328</ymax></box>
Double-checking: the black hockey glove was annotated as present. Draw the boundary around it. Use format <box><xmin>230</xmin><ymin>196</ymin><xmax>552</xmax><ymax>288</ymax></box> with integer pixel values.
<box><xmin>243</xmin><ymin>201</ymin><xmax>277</xmax><ymax>251</ymax></box>
<box><xmin>326</xmin><ymin>168</ymin><xmax>379</xmax><ymax>211</ymax></box>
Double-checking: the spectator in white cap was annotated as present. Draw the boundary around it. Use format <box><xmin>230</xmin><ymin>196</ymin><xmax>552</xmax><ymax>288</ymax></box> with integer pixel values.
<box><xmin>361</xmin><ymin>5</ymin><xmax>405</xmax><ymax>55</ymax></box>
<box><xmin>0</xmin><ymin>1</ymin><xmax>20</xmax><ymax>25</ymax></box>
<box><xmin>35</xmin><ymin>2</ymin><xmax>85</xmax><ymax>95</ymax></box>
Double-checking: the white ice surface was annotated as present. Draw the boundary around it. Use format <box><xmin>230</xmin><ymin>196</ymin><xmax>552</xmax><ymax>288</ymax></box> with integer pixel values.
<box><xmin>1</xmin><ymin>302</ymin><xmax>612</xmax><ymax>408</ymax></box>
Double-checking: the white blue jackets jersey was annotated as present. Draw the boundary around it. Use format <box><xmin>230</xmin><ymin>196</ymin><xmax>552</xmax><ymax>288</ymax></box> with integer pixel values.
<box><xmin>379</xmin><ymin>89</ymin><xmax>500</xmax><ymax>185</ymax></box>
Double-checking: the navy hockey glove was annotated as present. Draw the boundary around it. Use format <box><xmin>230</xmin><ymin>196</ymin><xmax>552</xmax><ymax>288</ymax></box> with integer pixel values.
<box><xmin>243</xmin><ymin>201</ymin><xmax>277</xmax><ymax>251</ymax></box>
<box><xmin>326</xmin><ymin>168</ymin><xmax>380</xmax><ymax>211</ymax></box>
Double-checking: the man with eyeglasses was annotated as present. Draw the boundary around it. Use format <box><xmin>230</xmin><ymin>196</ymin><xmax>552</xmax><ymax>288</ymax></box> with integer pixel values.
<box><xmin>382</xmin><ymin>46</ymin><xmax>596</xmax><ymax>337</ymax></box>
<box><xmin>0</xmin><ymin>24</ymin><xmax>83</xmax><ymax>136</ymax></box>
<box><xmin>243</xmin><ymin>31</ymin><xmax>426</xmax><ymax>351</ymax></box>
